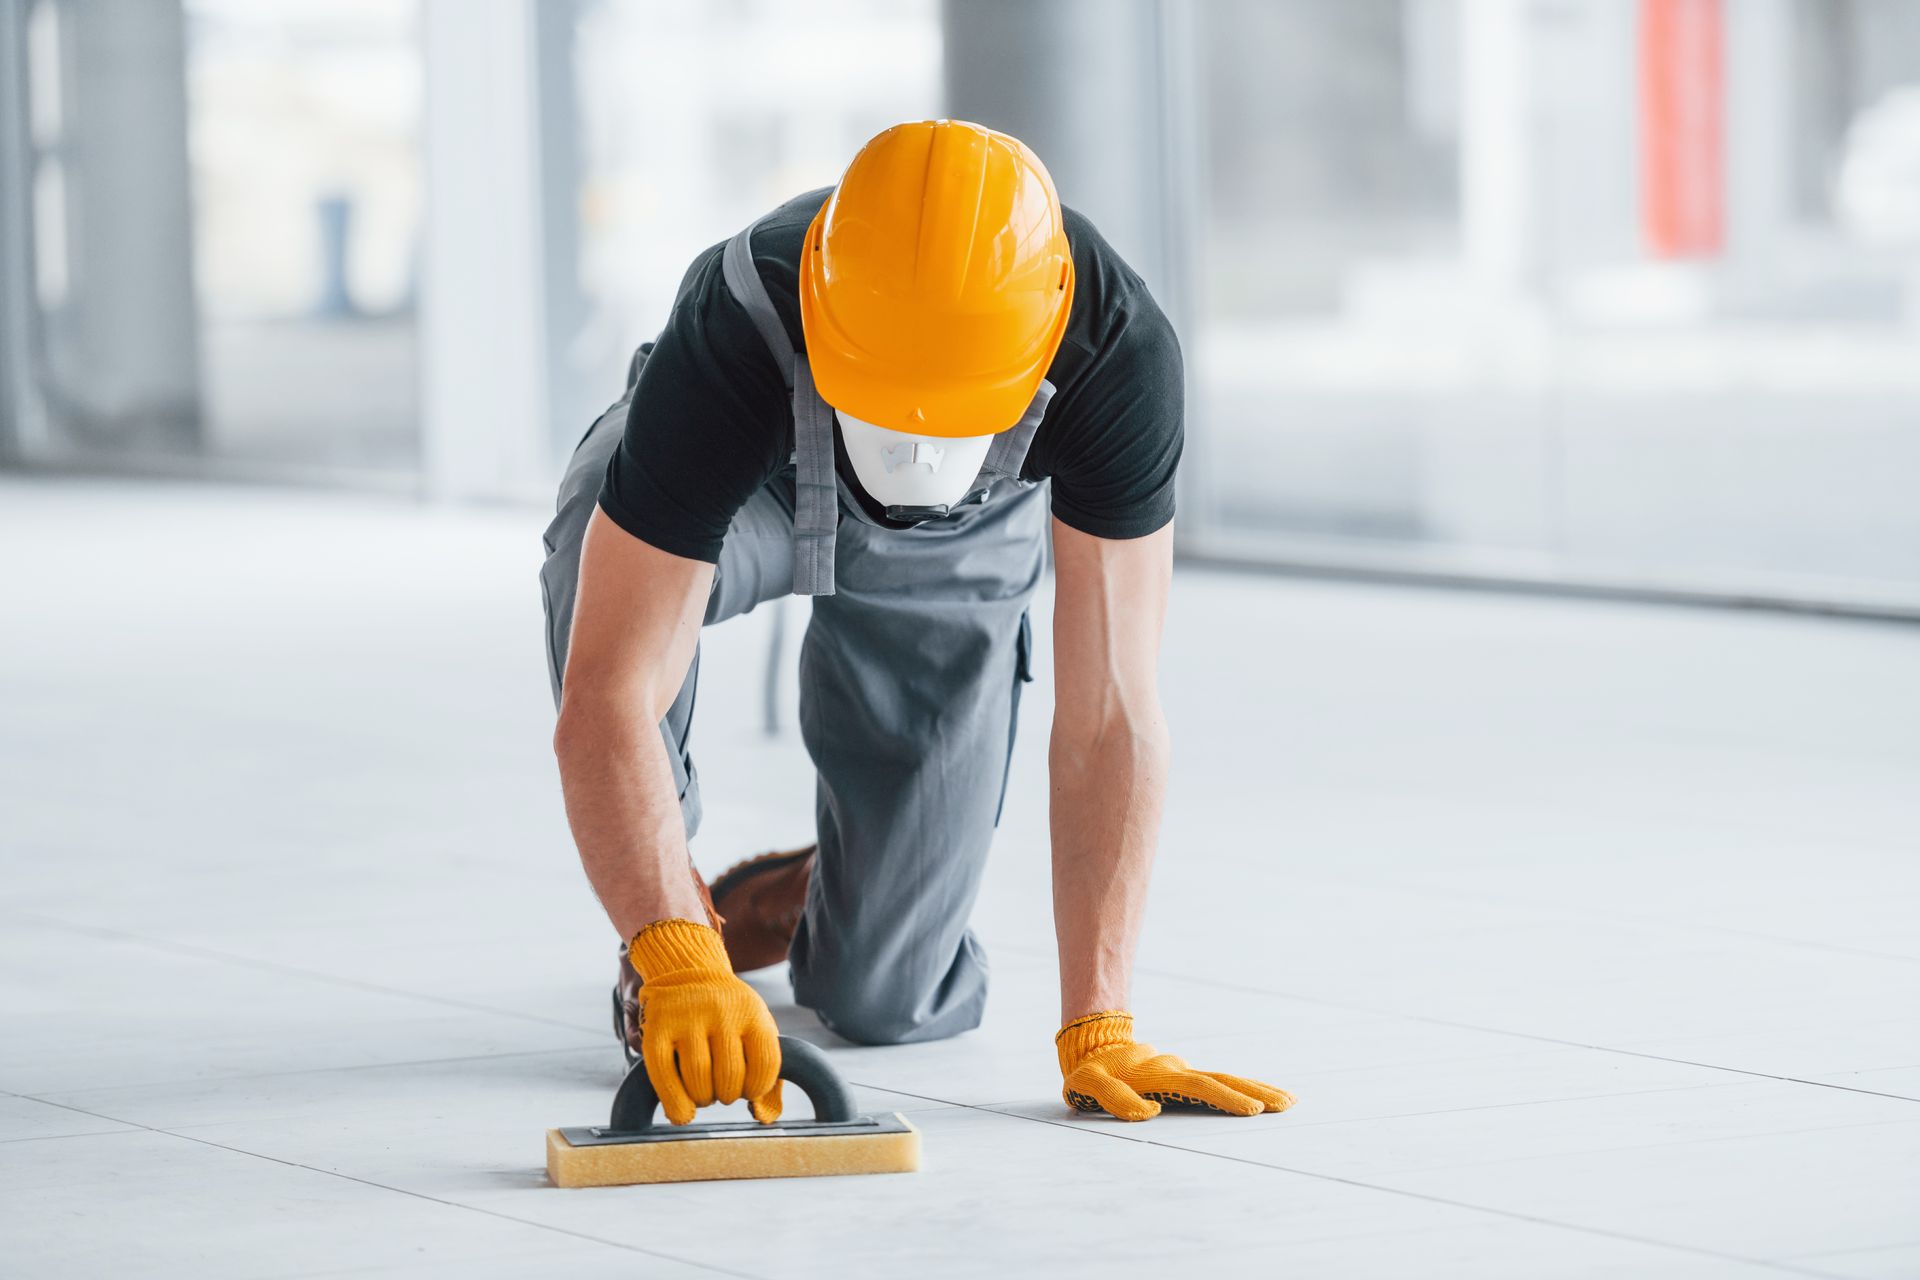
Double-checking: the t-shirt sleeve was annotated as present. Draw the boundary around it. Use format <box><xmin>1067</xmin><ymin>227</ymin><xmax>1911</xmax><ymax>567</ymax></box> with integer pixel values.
<box><xmin>1038</xmin><ymin>304</ymin><xmax>1185</xmax><ymax>540</ymax></box>
<box><xmin>596</xmin><ymin>247</ymin><xmax>789</xmax><ymax>563</ymax></box>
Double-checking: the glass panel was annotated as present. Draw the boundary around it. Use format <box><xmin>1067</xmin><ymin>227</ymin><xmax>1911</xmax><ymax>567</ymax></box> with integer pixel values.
<box><xmin>184</xmin><ymin>0</ymin><xmax>422</xmax><ymax>476</ymax></box>
<box><xmin>1191</xmin><ymin>0</ymin><xmax>1920</xmax><ymax>607</ymax></box>
<box><xmin>18</xmin><ymin>0</ymin><xmax>422</xmax><ymax>480</ymax></box>
<box><xmin>1197</xmin><ymin>1</ymin><xmax>1485</xmax><ymax>548</ymax></box>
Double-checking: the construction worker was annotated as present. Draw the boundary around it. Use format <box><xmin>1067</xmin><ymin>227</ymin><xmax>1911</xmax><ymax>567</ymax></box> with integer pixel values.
<box><xmin>541</xmin><ymin>121</ymin><xmax>1293</xmax><ymax>1126</ymax></box>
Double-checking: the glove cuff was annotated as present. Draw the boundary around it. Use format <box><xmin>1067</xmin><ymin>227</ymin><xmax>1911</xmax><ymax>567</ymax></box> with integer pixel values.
<box><xmin>628</xmin><ymin>918</ymin><xmax>730</xmax><ymax>981</ymax></box>
<box><xmin>1055</xmin><ymin>1010</ymin><xmax>1135</xmax><ymax>1075</ymax></box>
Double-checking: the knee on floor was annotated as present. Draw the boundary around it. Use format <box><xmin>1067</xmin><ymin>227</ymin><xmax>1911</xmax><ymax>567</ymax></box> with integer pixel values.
<box><xmin>804</xmin><ymin>982</ymin><xmax>983</xmax><ymax>1047</ymax></box>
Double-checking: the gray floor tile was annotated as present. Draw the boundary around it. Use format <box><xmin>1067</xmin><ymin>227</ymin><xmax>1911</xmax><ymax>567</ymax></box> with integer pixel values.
<box><xmin>0</xmin><ymin>1128</ymin><xmax>717</xmax><ymax>1278</ymax></box>
<box><xmin>1188</xmin><ymin>1222</ymin><xmax>1793</xmax><ymax>1279</ymax></box>
<box><xmin>1131</xmin><ymin>1076</ymin><xmax>1920</xmax><ymax>1179</ymax></box>
<box><xmin>1375</xmin><ymin>1118</ymin><xmax>1920</xmax><ymax>1259</ymax></box>
<box><xmin>0</xmin><ymin>921</ymin><xmax>603</xmax><ymax>1095</ymax></box>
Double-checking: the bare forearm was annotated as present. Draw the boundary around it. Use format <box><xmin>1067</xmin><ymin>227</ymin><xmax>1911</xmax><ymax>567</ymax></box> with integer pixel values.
<box><xmin>553</xmin><ymin>508</ymin><xmax>714</xmax><ymax>943</ymax></box>
<box><xmin>1049</xmin><ymin>711</ymin><xmax>1170</xmax><ymax>1022</ymax></box>
<box><xmin>1047</xmin><ymin>518</ymin><xmax>1175</xmax><ymax>1025</ymax></box>
<box><xmin>554</xmin><ymin>705</ymin><xmax>705</xmax><ymax>941</ymax></box>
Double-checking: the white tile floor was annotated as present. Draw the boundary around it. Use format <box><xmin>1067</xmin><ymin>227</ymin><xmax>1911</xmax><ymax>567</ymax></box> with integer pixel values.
<box><xmin>3</xmin><ymin>476</ymin><xmax>1917</xmax><ymax>1278</ymax></box>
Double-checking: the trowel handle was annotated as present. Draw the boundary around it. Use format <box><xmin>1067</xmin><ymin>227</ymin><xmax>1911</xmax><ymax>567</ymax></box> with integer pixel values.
<box><xmin>609</xmin><ymin>1035</ymin><xmax>859</xmax><ymax>1132</ymax></box>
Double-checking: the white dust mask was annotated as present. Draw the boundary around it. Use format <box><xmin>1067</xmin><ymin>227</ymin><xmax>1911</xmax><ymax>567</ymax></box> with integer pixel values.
<box><xmin>835</xmin><ymin>411</ymin><xmax>995</xmax><ymax>519</ymax></box>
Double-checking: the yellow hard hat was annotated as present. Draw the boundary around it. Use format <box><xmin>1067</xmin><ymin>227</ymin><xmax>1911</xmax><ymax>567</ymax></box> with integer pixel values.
<box><xmin>799</xmin><ymin>120</ymin><xmax>1076</xmax><ymax>438</ymax></box>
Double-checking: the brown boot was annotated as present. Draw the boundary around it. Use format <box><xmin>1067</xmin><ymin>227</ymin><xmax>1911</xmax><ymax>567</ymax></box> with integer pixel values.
<box><xmin>614</xmin><ymin>948</ymin><xmax>644</xmax><ymax>1066</ymax></box>
<box><xmin>709</xmin><ymin>844</ymin><xmax>816</xmax><ymax>973</ymax></box>
<box><xmin>612</xmin><ymin>857</ymin><xmax>723</xmax><ymax>1065</ymax></box>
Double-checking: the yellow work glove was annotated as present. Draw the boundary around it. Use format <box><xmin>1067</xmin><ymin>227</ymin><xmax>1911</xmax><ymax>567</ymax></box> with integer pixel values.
<box><xmin>628</xmin><ymin>919</ymin><xmax>782</xmax><ymax>1125</ymax></box>
<box><xmin>1056</xmin><ymin>1011</ymin><xmax>1295</xmax><ymax>1122</ymax></box>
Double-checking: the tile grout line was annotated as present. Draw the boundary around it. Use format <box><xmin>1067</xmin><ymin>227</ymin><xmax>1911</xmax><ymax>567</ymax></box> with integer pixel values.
<box><xmin>1253</xmin><ymin>1110</ymin><xmax>1920</xmax><ymax>1182</ymax></box>
<box><xmin>1133</xmin><ymin>1078</ymin><xmax>1743</xmax><ymax>1133</ymax></box>
<box><xmin>0</xmin><ymin>1127</ymin><xmax>140</xmax><ymax>1146</ymax></box>
<box><xmin>987</xmin><ymin>946</ymin><xmax>1920</xmax><ymax>1109</ymax></box>
<box><xmin>11</xmin><ymin>912</ymin><xmax>609</xmax><ymax>1038</ymax></box>
<box><xmin>1118</xmin><ymin>1133</ymin><xmax>1847</xmax><ymax>1279</ymax></box>
<box><xmin>862</xmin><ymin>1077</ymin><xmax>1743</xmax><ymax>1132</ymax></box>
<box><xmin>865</xmin><ymin>1072</ymin><xmax>1918</xmax><ymax>1142</ymax></box>
<box><xmin>1792</xmin><ymin>1238</ymin><xmax>1920</xmax><ymax>1267</ymax></box>
<box><xmin>19</xmin><ymin>1096</ymin><xmax>770</xmax><ymax>1280</ymax></box>
<box><xmin>1209</xmin><ymin>865</ymin><xmax>1920</xmax><ymax>967</ymax></box>
<box><xmin>19</xmin><ymin>1043</ymin><xmax>615</xmax><ymax>1101</ymax></box>
<box><xmin>1236</xmin><ymin>1079</ymin><xmax>1920</xmax><ymax>1130</ymax></box>
<box><xmin>1556</xmin><ymin>1052</ymin><xmax>1920</xmax><ymax>1107</ymax></box>
<box><xmin>869</xmin><ymin>1085</ymin><xmax>1842</xmax><ymax>1279</ymax></box>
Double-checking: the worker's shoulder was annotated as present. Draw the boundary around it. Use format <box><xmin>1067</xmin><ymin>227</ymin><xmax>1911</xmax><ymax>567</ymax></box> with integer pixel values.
<box><xmin>732</xmin><ymin>190</ymin><xmax>830</xmax><ymax>350</ymax></box>
<box><xmin>745</xmin><ymin>188</ymin><xmax>833</xmax><ymax>270</ymax></box>
<box><xmin>1061</xmin><ymin>203</ymin><xmax>1115</xmax><ymax>257</ymax></box>
<box><xmin>1060</xmin><ymin>205</ymin><xmax>1143</xmax><ymax>283</ymax></box>
<box><xmin>1057</xmin><ymin>205</ymin><xmax>1173</xmax><ymax>365</ymax></box>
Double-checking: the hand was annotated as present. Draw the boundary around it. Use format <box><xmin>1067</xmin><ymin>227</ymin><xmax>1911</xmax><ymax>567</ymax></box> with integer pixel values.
<box><xmin>628</xmin><ymin>920</ymin><xmax>783</xmax><ymax>1125</ymax></box>
<box><xmin>1055</xmin><ymin>1011</ymin><xmax>1294</xmax><ymax>1122</ymax></box>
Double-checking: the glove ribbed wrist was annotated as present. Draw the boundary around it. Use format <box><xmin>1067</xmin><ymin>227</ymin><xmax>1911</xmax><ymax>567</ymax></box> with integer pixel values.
<box><xmin>628</xmin><ymin>919</ymin><xmax>730</xmax><ymax>981</ymax></box>
<box><xmin>1055</xmin><ymin>1010</ymin><xmax>1135</xmax><ymax>1075</ymax></box>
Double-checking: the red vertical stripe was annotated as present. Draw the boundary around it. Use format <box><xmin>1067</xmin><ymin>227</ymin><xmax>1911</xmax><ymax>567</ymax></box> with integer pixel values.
<box><xmin>1639</xmin><ymin>0</ymin><xmax>1724</xmax><ymax>258</ymax></box>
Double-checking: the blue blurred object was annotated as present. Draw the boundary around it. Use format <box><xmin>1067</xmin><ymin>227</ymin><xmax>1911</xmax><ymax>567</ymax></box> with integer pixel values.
<box><xmin>314</xmin><ymin>193</ymin><xmax>356</xmax><ymax>319</ymax></box>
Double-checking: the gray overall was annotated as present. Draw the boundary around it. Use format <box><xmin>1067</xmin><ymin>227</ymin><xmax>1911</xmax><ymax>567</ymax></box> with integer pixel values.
<box><xmin>540</xmin><ymin>212</ymin><xmax>1052</xmax><ymax>1045</ymax></box>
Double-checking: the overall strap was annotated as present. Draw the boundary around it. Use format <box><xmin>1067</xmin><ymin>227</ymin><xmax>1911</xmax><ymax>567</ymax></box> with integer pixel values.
<box><xmin>721</xmin><ymin>223</ymin><xmax>796</xmax><ymax>387</ymax></box>
<box><xmin>721</xmin><ymin>219</ymin><xmax>835</xmax><ymax>595</ymax></box>
<box><xmin>789</xmin><ymin>362</ymin><xmax>838</xmax><ymax>596</ymax></box>
<box><xmin>979</xmin><ymin>378</ymin><xmax>1055</xmax><ymax>481</ymax></box>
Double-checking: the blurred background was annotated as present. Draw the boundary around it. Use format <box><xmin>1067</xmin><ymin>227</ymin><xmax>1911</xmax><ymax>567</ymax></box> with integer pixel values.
<box><xmin>4</xmin><ymin>0</ymin><xmax>1919</xmax><ymax>616</ymax></box>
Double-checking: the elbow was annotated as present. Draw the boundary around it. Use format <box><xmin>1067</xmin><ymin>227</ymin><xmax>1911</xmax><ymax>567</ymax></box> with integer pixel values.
<box><xmin>1050</xmin><ymin>697</ymin><xmax>1170</xmax><ymax>774</ymax></box>
<box><xmin>553</xmin><ymin>687</ymin><xmax>622</xmax><ymax>765</ymax></box>
<box><xmin>552</xmin><ymin>699</ymin><xmax>593</xmax><ymax>766</ymax></box>
<box><xmin>553</xmin><ymin>674</ymin><xmax>670</xmax><ymax>765</ymax></box>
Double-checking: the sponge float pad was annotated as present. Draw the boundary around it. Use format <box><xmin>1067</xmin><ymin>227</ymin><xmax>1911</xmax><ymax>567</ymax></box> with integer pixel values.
<box><xmin>546</xmin><ymin>1115</ymin><xmax>920</xmax><ymax>1187</ymax></box>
